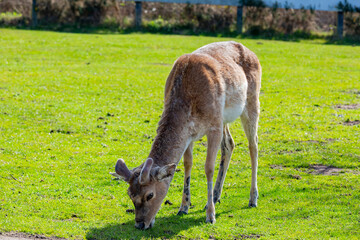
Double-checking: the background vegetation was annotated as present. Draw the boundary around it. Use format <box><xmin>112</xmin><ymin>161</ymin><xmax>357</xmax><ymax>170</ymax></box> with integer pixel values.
<box><xmin>0</xmin><ymin>0</ymin><xmax>360</xmax><ymax>39</ymax></box>
<box><xmin>0</xmin><ymin>28</ymin><xmax>359</xmax><ymax>239</ymax></box>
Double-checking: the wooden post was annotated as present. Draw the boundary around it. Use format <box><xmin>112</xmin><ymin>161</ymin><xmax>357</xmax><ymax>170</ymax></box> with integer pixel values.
<box><xmin>135</xmin><ymin>1</ymin><xmax>142</xmax><ymax>29</ymax></box>
<box><xmin>32</xmin><ymin>0</ymin><xmax>37</xmax><ymax>27</ymax></box>
<box><xmin>337</xmin><ymin>11</ymin><xmax>344</xmax><ymax>38</ymax></box>
<box><xmin>237</xmin><ymin>4</ymin><xmax>243</xmax><ymax>34</ymax></box>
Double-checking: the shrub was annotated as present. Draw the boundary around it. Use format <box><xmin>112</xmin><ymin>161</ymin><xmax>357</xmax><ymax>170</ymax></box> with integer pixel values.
<box><xmin>0</xmin><ymin>0</ymin><xmax>359</xmax><ymax>37</ymax></box>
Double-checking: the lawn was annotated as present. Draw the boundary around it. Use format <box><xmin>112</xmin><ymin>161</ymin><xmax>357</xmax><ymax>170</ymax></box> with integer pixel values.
<box><xmin>0</xmin><ymin>28</ymin><xmax>359</xmax><ymax>239</ymax></box>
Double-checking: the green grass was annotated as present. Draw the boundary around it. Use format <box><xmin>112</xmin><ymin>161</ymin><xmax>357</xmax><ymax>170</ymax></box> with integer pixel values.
<box><xmin>0</xmin><ymin>28</ymin><xmax>359</xmax><ymax>239</ymax></box>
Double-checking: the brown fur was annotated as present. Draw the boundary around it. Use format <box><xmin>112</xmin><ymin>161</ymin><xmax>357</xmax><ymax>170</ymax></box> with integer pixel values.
<box><xmin>113</xmin><ymin>41</ymin><xmax>261</xmax><ymax>229</ymax></box>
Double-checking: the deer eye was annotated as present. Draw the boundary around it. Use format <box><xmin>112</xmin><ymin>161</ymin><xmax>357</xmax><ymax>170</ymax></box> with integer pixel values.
<box><xmin>146</xmin><ymin>193</ymin><xmax>154</xmax><ymax>201</ymax></box>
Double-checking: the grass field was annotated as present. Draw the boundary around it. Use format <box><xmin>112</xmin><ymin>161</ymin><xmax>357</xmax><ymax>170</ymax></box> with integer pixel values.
<box><xmin>0</xmin><ymin>28</ymin><xmax>359</xmax><ymax>239</ymax></box>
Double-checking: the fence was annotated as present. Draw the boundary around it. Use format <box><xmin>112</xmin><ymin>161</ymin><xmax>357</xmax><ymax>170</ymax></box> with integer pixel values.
<box><xmin>30</xmin><ymin>0</ymin><xmax>359</xmax><ymax>37</ymax></box>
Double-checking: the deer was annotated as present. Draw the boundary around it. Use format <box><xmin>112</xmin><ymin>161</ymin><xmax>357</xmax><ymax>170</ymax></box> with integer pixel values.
<box><xmin>111</xmin><ymin>41</ymin><xmax>261</xmax><ymax>230</ymax></box>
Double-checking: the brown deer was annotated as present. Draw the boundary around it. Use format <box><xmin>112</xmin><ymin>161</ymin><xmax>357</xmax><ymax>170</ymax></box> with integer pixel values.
<box><xmin>111</xmin><ymin>41</ymin><xmax>261</xmax><ymax>230</ymax></box>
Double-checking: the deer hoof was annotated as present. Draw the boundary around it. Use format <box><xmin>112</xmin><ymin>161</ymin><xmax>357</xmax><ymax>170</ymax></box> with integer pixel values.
<box><xmin>177</xmin><ymin>210</ymin><xmax>188</xmax><ymax>216</ymax></box>
<box><xmin>249</xmin><ymin>189</ymin><xmax>258</xmax><ymax>208</ymax></box>
<box><xmin>248</xmin><ymin>201</ymin><xmax>257</xmax><ymax>208</ymax></box>
<box><xmin>206</xmin><ymin>210</ymin><xmax>216</xmax><ymax>224</ymax></box>
<box><xmin>205</xmin><ymin>216</ymin><xmax>216</xmax><ymax>224</ymax></box>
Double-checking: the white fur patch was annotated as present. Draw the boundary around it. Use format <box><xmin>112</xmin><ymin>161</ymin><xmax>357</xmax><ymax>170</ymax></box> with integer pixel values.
<box><xmin>223</xmin><ymin>104</ymin><xmax>245</xmax><ymax>123</ymax></box>
<box><xmin>222</xmin><ymin>73</ymin><xmax>248</xmax><ymax>124</ymax></box>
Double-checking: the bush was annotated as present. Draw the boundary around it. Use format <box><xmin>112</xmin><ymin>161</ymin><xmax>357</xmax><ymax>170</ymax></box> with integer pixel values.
<box><xmin>243</xmin><ymin>5</ymin><xmax>315</xmax><ymax>36</ymax></box>
<box><xmin>344</xmin><ymin>12</ymin><xmax>360</xmax><ymax>36</ymax></box>
<box><xmin>0</xmin><ymin>0</ymin><xmax>31</xmax><ymax>26</ymax></box>
<box><xmin>0</xmin><ymin>0</ymin><xmax>359</xmax><ymax>37</ymax></box>
<box><xmin>0</xmin><ymin>12</ymin><xmax>24</xmax><ymax>26</ymax></box>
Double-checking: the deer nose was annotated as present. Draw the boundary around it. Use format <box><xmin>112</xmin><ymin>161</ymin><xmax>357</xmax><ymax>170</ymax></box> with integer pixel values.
<box><xmin>135</xmin><ymin>221</ymin><xmax>145</xmax><ymax>230</ymax></box>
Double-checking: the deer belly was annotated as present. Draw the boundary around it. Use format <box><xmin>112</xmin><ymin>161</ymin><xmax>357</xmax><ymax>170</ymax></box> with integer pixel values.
<box><xmin>223</xmin><ymin>103</ymin><xmax>245</xmax><ymax>123</ymax></box>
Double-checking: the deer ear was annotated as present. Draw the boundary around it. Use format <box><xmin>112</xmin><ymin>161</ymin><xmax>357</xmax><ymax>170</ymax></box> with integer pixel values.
<box><xmin>156</xmin><ymin>163</ymin><xmax>176</xmax><ymax>181</ymax></box>
<box><xmin>114</xmin><ymin>159</ymin><xmax>132</xmax><ymax>182</ymax></box>
<box><xmin>140</xmin><ymin>158</ymin><xmax>153</xmax><ymax>185</ymax></box>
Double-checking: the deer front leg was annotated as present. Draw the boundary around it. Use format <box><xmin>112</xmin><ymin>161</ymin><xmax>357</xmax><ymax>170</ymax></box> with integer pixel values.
<box><xmin>205</xmin><ymin>128</ymin><xmax>222</xmax><ymax>224</ymax></box>
<box><xmin>178</xmin><ymin>142</ymin><xmax>193</xmax><ymax>215</ymax></box>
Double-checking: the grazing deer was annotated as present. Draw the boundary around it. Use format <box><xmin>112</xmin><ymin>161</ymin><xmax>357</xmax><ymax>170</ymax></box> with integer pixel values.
<box><xmin>111</xmin><ymin>41</ymin><xmax>261</xmax><ymax>230</ymax></box>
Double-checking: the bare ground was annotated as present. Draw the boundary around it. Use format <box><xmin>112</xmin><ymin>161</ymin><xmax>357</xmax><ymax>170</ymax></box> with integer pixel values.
<box><xmin>343</xmin><ymin>120</ymin><xmax>360</xmax><ymax>126</ymax></box>
<box><xmin>308</xmin><ymin>164</ymin><xmax>349</xmax><ymax>175</ymax></box>
<box><xmin>335</xmin><ymin>104</ymin><xmax>360</xmax><ymax>110</ymax></box>
<box><xmin>0</xmin><ymin>232</ymin><xmax>66</xmax><ymax>240</ymax></box>
<box><xmin>270</xmin><ymin>164</ymin><xmax>359</xmax><ymax>176</ymax></box>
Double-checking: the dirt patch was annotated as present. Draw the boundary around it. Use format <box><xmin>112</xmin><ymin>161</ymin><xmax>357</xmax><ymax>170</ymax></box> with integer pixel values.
<box><xmin>301</xmin><ymin>140</ymin><xmax>320</xmax><ymax>143</ymax></box>
<box><xmin>294</xmin><ymin>140</ymin><xmax>324</xmax><ymax>144</ymax></box>
<box><xmin>294</xmin><ymin>139</ymin><xmax>338</xmax><ymax>144</ymax></box>
<box><xmin>272</xmin><ymin>164</ymin><xmax>358</xmax><ymax>176</ymax></box>
<box><xmin>346</xmin><ymin>89</ymin><xmax>360</xmax><ymax>96</ymax></box>
<box><xmin>0</xmin><ymin>232</ymin><xmax>66</xmax><ymax>240</ymax></box>
<box><xmin>270</xmin><ymin>164</ymin><xmax>284</xmax><ymax>170</ymax></box>
<box><xmin>335</xmin><ymin>104</ymin><xmax>360</xmax><ymax>110</ymax></box>
<box><xmin>278</xmin><ymin>149</ymin><xmax>301</xmax><ymax>155</ymax></box>
<box><xmin>234</xmin><ymin>234</ymin><xmax>261</xmax><ymax>239</ymax></box>
<box><xmin>325</xmin><ymin>138</ymin><xmax>337</xmax><ymax>142</ymax></box>
<box><xmin>343</xmin><ymin>120</ymin><xmax>360</xmax><ymax>126</ymax></box>
<box><xmin>308</xmin><ymin>165</ymin><xmax>348</xmax><ymax>175</ymax></box>
<box><xmin>289</xmin><ymin>174</ymin><xmax>302</xmax><ymax>180</ymax></box>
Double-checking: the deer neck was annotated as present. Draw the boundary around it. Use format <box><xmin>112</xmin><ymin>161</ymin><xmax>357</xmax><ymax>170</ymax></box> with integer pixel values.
<box><xmin>148</xmin><ymin>109</ymin><xmax>191</xmax><ymax>167</ymax></box>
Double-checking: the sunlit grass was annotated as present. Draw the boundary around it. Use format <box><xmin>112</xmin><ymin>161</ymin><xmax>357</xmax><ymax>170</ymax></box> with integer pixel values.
<box><xmin>0</xmin><ymin>28</ymin><xmax>359</xmax><ymax>239</ymax></box>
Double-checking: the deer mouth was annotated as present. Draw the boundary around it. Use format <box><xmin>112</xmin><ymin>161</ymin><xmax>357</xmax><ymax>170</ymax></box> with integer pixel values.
<box><xmin>145</xmin><ymin>218</ymin><xmax>155</xmax><ymax>229</ymax></box>
<box><xmin>135</xmin><ymin>218</ymin><xmax>155</xmax><ymax>230</ymax></box>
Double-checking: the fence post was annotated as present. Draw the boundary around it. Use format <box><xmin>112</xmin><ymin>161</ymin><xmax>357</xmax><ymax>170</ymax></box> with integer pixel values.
<box><xmin>32</xmin><ymin>0</ymin><xmax>37</xmax><ymax>27</ymax></box>
<box><xmin>337</xmin><ymin>11</ymin><xmax>344</xmax><ymax>38</ymax></box>
<box><xmin>135</xmin><ymin>1</ymin><xmax>142</xmax><ymax>29</ymax></box>
<box><xmin>237</xmin><ymin>4</ymin><xmax>243</xmax><ymax>34</ymax></box>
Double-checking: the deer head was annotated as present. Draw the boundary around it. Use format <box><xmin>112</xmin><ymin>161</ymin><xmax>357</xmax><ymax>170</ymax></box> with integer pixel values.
<box><xmin>111</xmin><ymin>158</ymin><xmax>176</xmax><ymax>230</ymax></box>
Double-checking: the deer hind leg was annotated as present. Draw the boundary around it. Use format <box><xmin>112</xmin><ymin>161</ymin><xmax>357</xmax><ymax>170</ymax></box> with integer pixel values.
<box><xmin>241</xmin><ymin>100</ymin><xmax>260</xmax><ymax>208</ymax></box>
<box><xmin>177</xmin><ymin>142</ymin><xmax>193</xmax><ymax>215</ymax></box>
<box><xmin>212</xmin><ymin>124</ymin><xmax>235</xmax><ymax>205</ymax></box>
<box><xmin>204</xmin><ymin>127</ymin><xmax>223</xmax><ymax>224</ymax></box>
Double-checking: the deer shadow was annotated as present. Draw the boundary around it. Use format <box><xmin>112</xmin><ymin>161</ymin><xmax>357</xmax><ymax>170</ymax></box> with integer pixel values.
<box><xmin>86</xmin><ymin>209</ymin><xmax>231</xmax><ymax>240</ymax></box>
